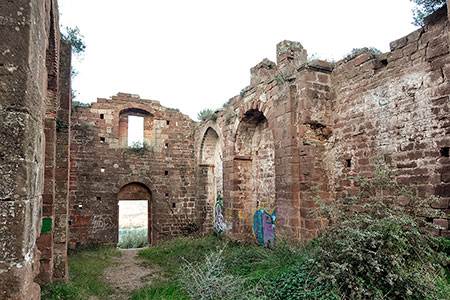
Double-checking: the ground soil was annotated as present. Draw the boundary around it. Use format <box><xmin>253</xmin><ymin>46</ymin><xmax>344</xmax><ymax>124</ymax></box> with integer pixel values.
<box><xmin>92</xmin><ymin>248</ymin><xmax>156</xmax><ymax>300</ymax></box>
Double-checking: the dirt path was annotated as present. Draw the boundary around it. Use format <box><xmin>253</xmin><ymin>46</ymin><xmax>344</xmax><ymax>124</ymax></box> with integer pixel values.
<box><xmin>99</xmin><ymin>248</ymin><xmax>156</xmax><ymax>300</ymax></box>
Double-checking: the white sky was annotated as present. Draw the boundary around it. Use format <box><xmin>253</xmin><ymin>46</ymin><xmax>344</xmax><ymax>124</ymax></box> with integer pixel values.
<box><xmin>128</xmin><ymin>115</ymin><xmax>144</xmax><ymax>146</ymax></box>
<box><xmin>58</xmin><ymin>0</ymin><xmax>418</xmax><ymax>120</ymax></box>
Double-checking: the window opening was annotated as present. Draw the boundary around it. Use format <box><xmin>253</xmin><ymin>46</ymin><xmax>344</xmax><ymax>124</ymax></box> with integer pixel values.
<box><xmin>100</xmin><ymin>114</ymin><xmax>104</xmax><ymax>119</ymax></box>
<box><xmin>346</xmin><ymin>159</ymin><xmax>351</xmax><ymax>168</ymax></box>
<box><xmin>441</xmin><ymin>147</ymin><xmax>449</xmax><ymax>158</ymax></box>
<box><xmin>128</xmin><ymin>115</ymin><xmax>144</xmax><ymax>147</ymax></box>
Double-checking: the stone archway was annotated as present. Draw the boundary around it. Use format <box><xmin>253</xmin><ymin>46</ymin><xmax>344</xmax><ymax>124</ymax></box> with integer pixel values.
<box><xmin>198</xmin><ymin>127</ymin><xmax>223</xmax><ymax>230</ymax></box>
<box><xmin>233</xmin><ymin>109</ymin><xmax>275</xmax><ymax>241</ymax></box>
<box><xmin>117</xmin><ymin>182</ymin><xmax>152</xmax><ymax>246</ymax></box>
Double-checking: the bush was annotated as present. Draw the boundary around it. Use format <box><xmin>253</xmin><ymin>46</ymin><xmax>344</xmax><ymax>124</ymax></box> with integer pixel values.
<box><xmin>261</xmin><ymin>261</ymin><xmax>338</xmax><ymax>300</ymax></box>
<box><xmin>305</xmin><ymin>158</ymin><xmax>450</xmax><ymax>299</ymax></box>
<box><xmin>179</xmin><ymin>248</ymin><xmax>250</xmax><ymax>300</ymax></box>
<box><xmin>259</xmin><ymin>158</ymin><xmax>449</xmax><ymax>300</ymax></box>
<box><xmin>309</xmin><ymin>219</ymin><xmax>449</xmax><ymax>299</ymax></box>
<box><xmin>197</xmin><ymin>108</ymin><xmax>217</xmax><ymax>122</ymax></box>
<box><xmin>118</xmin><ymin>230</ymin><xmax>148</xmax><ymax>249</ymax></box>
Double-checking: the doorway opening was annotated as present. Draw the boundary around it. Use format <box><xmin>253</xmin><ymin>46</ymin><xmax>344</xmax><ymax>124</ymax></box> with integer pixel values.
<box><xmin>117</xmin><ymin>182</ymin><xmax>151</xmax><ymax>248</ymax></box>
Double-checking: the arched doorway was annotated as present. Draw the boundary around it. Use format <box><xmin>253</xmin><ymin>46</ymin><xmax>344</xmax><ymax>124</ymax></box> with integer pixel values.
<box><xmin>234</xmin><ymin>109</ymin><xmax>275</xmax><ymax>242</ymax></box>
<box><xmin>199</xmin><ymin>127</ymin><xmax>223</xmax><ymax>230</ymax></box>
<box><xmin>117</xmin><ymin>182</ymin><xmax>152</xmax><ymax>247</ymax></box>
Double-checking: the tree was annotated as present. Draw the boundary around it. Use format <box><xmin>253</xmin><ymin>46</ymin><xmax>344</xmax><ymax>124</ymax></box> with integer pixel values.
<box><xmin>61</xmin><ymin>26</ymin><xmax>86</xmax><ymax>100</ymax></box>
<box><xmin>411</xmin><ymin>0</ymin><xmax>446</xmax><ymax>26</ymax></box>
<box><xmin>61</xmin><ymin>26</ymin><xmax>86</xmax><ymax>57</ymax></box>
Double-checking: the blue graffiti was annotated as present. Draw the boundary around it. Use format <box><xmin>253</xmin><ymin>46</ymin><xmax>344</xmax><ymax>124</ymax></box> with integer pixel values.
<box><xmin>252</xmin><ymin>208</ymin><xmax>276</xmax><ymax>246</ymax></box>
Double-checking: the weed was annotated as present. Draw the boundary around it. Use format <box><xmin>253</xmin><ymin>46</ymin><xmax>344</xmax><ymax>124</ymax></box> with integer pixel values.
<box><xmin>179</xmin><ymin>248</ymin><xmax>249</xmax><ymax>300</ymax></box>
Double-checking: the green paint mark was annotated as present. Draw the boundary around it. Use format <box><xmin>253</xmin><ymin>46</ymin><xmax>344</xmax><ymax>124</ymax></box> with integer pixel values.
<box><xmin>41</xmin><ymin>218</ymin><xmax>52</xmax><ymax>233</ymax></box>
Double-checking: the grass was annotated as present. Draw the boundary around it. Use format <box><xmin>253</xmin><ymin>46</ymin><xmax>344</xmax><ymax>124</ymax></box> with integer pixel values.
<box><xmin>130</xmin><ymin>281</ymin><xmax>189</xmax><ymax>300</ymax></box>
<box><xmin>41</xmin><ymin>246</ymin><xmax>121</xmax><ymax>300</ymax></box>
<box><xmin>41</xmin><ymin>233</ymin><xmax>450</xmax><ymax>299</ymax></box>
<box><xmin>138</xmin><ymin>234</ymin><xmax>223</xmax><ymax>277</ymax></box>
<box><xmin>137</xmin><ymin>233</ymin><xmax>306</xmax><ymax>296</ymax></box>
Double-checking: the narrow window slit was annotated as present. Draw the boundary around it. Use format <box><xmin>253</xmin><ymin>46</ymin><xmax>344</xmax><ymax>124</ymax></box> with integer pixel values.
<box><xmin>346</xmin><ymin>159</ymin><xmax>352</xmax><ymax>168</ymax></box>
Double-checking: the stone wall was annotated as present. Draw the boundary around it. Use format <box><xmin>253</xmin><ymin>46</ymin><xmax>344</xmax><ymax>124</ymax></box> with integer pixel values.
<box><xmin>69</xmin><ymin>93</ymin><xmax>197</xmax><ymax>247</ymax></box>
<box><xmin>195</xmin><ymin>40</ymin><xmax>335</xmax><ymax>242</ymax></box>
<box><xmin>0</xmin><ymin>0</ymin><xmax>71</xmax><ymax>299</ymax></box>
<box><xmin>331</xmin><ymin>6</ymin><xmax>450</xmax><ymax>237</ymax></box>
<box><xmin>196</xmin><ymin>5</ymin><xmax>450</xmax><ymax>243</ymax></box>
<box><xmin>0</xmin><ymin>1</ymin><xmax>449</xmax><ymax>298</ymax></box>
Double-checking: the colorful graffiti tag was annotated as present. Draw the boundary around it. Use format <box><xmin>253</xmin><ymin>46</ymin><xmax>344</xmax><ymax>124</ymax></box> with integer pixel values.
<box><xmin>252</xmin><ymin>207</ymin><xmax>276</xmax><ymax>246</ymax></box>
<box><xmin>214</xmin><ymin>195</ymin><xmax>224</xmax><ymax>233</ymax></box>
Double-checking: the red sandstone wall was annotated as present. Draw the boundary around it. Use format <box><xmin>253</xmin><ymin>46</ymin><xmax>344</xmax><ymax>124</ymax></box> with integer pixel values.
<box><xmin>0</xmin><ymin>0</ymin><xmax>71</xmax><ymax>299</ymax></box>
<box><xmin>196</xmin><ymin>6</ymin><xmax>450</xmax><ymax>244</ymax></box>
<box><xmin>195</xmin><ymin>41</ymin><xmax>333</xmax><ymax>242</ymax></box>
<box><xmin>69</xmin><ymin>93</ymin><xmax>197</xmax><ymax>247</ymax></box>
<box><xmin>331</xmin><ymin>7</ymin><xmax>450</xmax><ymax>237</ymax></box>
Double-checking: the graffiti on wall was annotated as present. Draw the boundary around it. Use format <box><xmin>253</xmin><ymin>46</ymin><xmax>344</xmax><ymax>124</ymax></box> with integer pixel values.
<box><xmin>252</xmin><ymin>207</ymin><xmax>276</xmax><ymax>246</ymax></box>
<box><xmin>92</xmin><ymin>215</ymin><xmax>114</xmax><ymax>233</ymax></box>
<box><xmin>214</xmin><ymin>194</ymin><xmax>224</xmax><ymax>233</ymax></box>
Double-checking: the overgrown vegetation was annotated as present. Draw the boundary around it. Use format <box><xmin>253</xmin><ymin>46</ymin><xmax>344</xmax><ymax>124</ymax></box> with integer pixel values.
<box><xmin>118</xmin><ymin>230</ymin><xmax>148</xmax><ymax>249</ymax></box>
<box><xmin>41</xmin><ymin>246</ymin><xmax>120</xmax><ymax>300</ymax></box>
<box><xmin>135</xmin><ymin>234</ymin><xmax>307</xmax><ymax>299</ymax></box>
<box><xmin>411</xmin><ymin>0</ymin><xmax>447</xmax><ymax>26</ymax></box>
<box><xmin>71</xmin><ymin>101</ymin><xmax>92</xmax><ymax>108</ymax></box>
<box><xmin>197</xmin><ymin>108</ymin><xmax>218</xmax><ymax>122</ymax></box>
<box><xmin>42</xmin><ymin>160</ymin><xmax>449</xmax><ymax>300</ymax></box>
<box><xmin>302</xmin><ymin>158</ymin><xmax>450</xmax><ymax>299</ymax></box>
<box><xmin>343</xmin><ymin>47</ymin><xmax>382</xmax><ymax>62</ymax></box>
<box><xmin>128</xmin><ymin>141</ymin><xmax>152</xmax><ymax>152</ymax></box>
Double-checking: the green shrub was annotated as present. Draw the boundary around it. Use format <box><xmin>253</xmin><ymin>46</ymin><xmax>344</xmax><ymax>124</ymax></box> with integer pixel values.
<box><xmin>261</xmin><ymin>261</ymin><xmax>338</xmax><ymax>300</ymax></box>
<box><xmin>304</xmin><ymin>158</ymin><xmax>450</xmax><ymax>299</ymax></box>
<box><xmin>197</xmin><ymin>108</ymin><xmax>217</xmax><ymax>122</ymax></box>
<box><xmin>118</xmin><ymin>230</ymin><xmax>148</xmax><ymax>249</ymax></box>
<box><xmin>309</xmin><ymin>219</ymin><xmax>449</xmax><ymax>299</ymax></box>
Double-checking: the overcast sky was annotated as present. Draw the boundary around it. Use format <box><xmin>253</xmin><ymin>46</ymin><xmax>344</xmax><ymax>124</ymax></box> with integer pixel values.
<box><xmin>58</xmin><ymin>0</ymin><xmax>418</xmax><ymax>120</ymax></box>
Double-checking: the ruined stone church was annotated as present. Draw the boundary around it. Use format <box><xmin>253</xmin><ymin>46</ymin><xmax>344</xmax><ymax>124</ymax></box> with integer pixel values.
<box><xmin>1</xmin><ymin>1</ymin><xmax>449</xmax><ymax>299</ymax></box>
